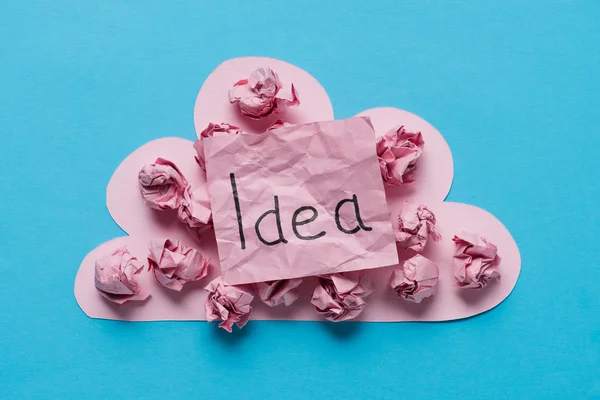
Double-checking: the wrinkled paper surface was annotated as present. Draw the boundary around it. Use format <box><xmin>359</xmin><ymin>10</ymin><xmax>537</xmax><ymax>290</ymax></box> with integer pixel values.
<box><xmin>204</xmin><ymin>117</ymin><xmax>398</xmax><ymax>284</ymax></box>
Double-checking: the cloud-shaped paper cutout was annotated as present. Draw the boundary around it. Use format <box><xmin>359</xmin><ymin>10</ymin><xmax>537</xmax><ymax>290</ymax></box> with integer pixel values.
<box><xmin>75</xmin><ymin>57</ymin><xmax>520</xmax><ymax>322</ymax></box>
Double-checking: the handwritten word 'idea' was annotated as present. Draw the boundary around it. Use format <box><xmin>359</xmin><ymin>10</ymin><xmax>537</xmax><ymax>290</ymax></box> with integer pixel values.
<box><xmin>230</xmin><ymin>173</ymin><xmax>372</xmax><ymax>250</ymax></box>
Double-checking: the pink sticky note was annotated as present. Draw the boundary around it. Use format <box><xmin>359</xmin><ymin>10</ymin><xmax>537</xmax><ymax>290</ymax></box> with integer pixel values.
<box><xmin>203</xmin><ymin>117</ymin><xmax>399</xmax><ymax>284</ymax></box>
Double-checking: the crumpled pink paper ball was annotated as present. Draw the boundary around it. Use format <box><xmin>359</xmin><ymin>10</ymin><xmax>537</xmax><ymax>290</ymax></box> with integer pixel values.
<box><xmin>147</xmin><ymin>239</ymin><xmax>210</xmax><ymax>291</ymax></box>
<box><xmin>177</xmin><ymin>187</ymin><xmax>212</xmax><ymax>229</ymax></box>
<box><xmin>376</xmin><ymin>125</ymin><xmax>425</xmax><ymax>186</ymax></box>
<box><xmin>205</xmin><ymin>277</ymin><xmax>254</xmax><ymax>332</ymax></box>
<box><xmin>453</xmin><ymin>231</ymin><xmax>501</xmax><ymax>289</ymax></box>
<box><xmin>94</xmin><ymin>247</ymin><xmax>149</xmax><ymax>305</ymax></box>
<box><xmin>395</xmin><ymin>201</ymin><xmax>441</xmax><ymax>252</ymax></box>
<box><xmin>255</xmin><ymin>279</ymin><xmax>303</xmax><ymax>307</ymax></box>
<box><xmin>138</xmin><ymin>158</ymin><xmax>188</xmax><ymax>210</ymax></box>
<box><xmin>311</xmin><ymin>273</ymin><xmax>373</xmax><ymax>322</ymax></box>
<box><xmin>139</xmin><ymin>158</ymin><xmax>212</xmax><ymax>234</ymax></box>
<box><xmin>228</xmin><ymin>67</ymin><xmax>299</xmax><ymax>119</ymax></box>
<box><xmin>193</xmin><ymin>122</ymin><xmax>241</xmax><ymax>171</ymax></box>
<box><xmin>390</xmin><ymin>254</ymin><xmax>439</xmax><ymax>303</ymax></box>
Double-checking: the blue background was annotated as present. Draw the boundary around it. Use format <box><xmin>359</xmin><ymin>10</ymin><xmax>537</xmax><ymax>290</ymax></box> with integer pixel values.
<box><xmin>1</xmin><ymin>1</ymin><xmax>599</xmax><ymax>399</ymax></box>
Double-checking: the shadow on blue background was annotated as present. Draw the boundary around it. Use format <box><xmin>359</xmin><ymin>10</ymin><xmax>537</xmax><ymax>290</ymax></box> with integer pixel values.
<box><xmin>1</xmin><ymin>1</ymin><xmax>599</xmax><ymax>399</ymax></box>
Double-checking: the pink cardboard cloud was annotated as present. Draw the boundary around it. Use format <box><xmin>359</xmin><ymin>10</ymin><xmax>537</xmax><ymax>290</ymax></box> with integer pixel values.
<box><xmin>74</xmin><ymin>57</ymin><xmax>520</xmax><ymax>323</ymax></box>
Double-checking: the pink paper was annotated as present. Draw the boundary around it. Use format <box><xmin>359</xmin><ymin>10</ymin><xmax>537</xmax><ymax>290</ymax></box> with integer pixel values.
<box><xmin>138</xmin><ymin>158</ymin><xmax>188</xmax><ymax>211</ymax></box>
<box><xmin>194</xmin><ymin>57</ymin><xmax>333</xmax><ymax>136</ymax></box>
<box><xmin>204</xmin><ymin>277</ymin><xmax>254</xmax><ymax>332</ymax></box>
<box><xmin>229</xmin><ymin>67</ymin><xmax>299</xmax><ymax>119</ymax></box>
<box><xmin>266</xmin><ymin>120</ymin><xmax>294</xmax><ymax>131</ymax></box>
<box><xmin>255</xmin><ymin>279</ymin><xmax>303</xmax><ymax>307</ymax></box>
<box><xmin>203</xmin><ymin>117</ymin><xmax>399</xmax><ymax>284</ymax></box>
<box><xmin>389</xmin><ymin>254</ymin><xmax>439</xmax><ymax>303</ymax></box>
<box><xmin>94</xmin><ymin>246</ymin><xmax>149</xmax><ymax>305</ymax></box>
<box><xmin>395</xmin><ymin>201</ymin><xmax>441</xmax><ymax>252</ymax></box>
<box><xmin>147</xmin><ymin>239</ymin><xmax>210</xmax><ymax>291</ymax></box>
<box><xmin>73</xmin><ymin>57</ymin><xmax>521</xmax><ymax>323</ymax></box>
<box><xmin>311</xmin><ymin>272</ymin><xmax>373</xmax><ymax>322</ymax></box>
<box><xmin>194</xmin><ymin>123</ymin><xmax>241</xmax><ymax>171</ymax></box>
<box><xmin>376</xmin><ymin>125</ymin><xmax>424</xmax><ymax>186</ymax></box>
<box><xmin>452</xmin><ymin>231</ymin><xmax>501</xmax><ymax>289</ymax></box>
<box><xmin>138</xmin><ymin>157</ymin><xmax>212</xmax><ymax>230</ymax></box>
<box><xmin>75</xmin><ymin>200</ymin><xmax>520</xmax><ymax>322</ymax></box>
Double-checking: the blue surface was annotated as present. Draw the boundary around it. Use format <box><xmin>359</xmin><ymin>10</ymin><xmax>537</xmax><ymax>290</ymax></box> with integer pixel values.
<box><xmin>1</xmin><ymin>1</ymin><xmax>599</xmax><ymax>399</ymax></box>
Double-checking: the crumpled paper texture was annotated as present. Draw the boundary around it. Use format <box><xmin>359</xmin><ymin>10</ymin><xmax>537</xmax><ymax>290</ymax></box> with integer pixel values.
<box><xmin>376</xmin><ymin>125</ymin><xmax>424</xmax><ymax>186</ymax></box>
<box><xmin>178</xmin><ymin>187</ymin><xmax>212</xmax><ymax>228</ymax></box>
<box><xmin>194</xmin><ymin>123</ymin><xmax>241</xmax><ymax>171</ymax></box>
<box><xmin>255</xmin><ymin>279</ymin><xmax>303</xmax><ymax>307</ymax></box>
<box><xmin>138</xmin><ymin>158</ymin><xmax>188</xmax><ymax>210</ymax></box>
<box><xmin>94</xmin><ymin>247</ymin><xmax>149</xmax><ymax>305</ymax></box>
<box><xmin>311</xmin><ymin>272</ymin><xmax>373</xmax><ymax>322</ymax></box>
<box><xmin>228</xmin><ymin>67</ymin><xmax>299</xmax><ymax>119</ymax></box>
<box><xmin>266</xmin><ymin>120</ymin><xmax>294</xmax><ymax>131</ymax></box>
<box><xmin>205</xmin><ymin>277</ymin><xmax>254</xmax><ymax>332</ymax></box>
<box><xmin>139</xmin><ymin>158</ymin><xmax>212</xmax><ymax>231</ymax></box>
<box><xmin>395</xmin><ymin>201</ymin><xmax>441</xmax><ymax>252</ymax></box>
<box><xmin>147</xmin><ymin>239</ymin><xmax>210</xmax><ymax>291</ymax></box>
<box><xmin>390</xmin><ymin>254</ymin><xmax>439</xmax><ymax>303</ymax></box>
<box><xmin>453</xmin><ymin>231</ymin><xmax>501</xmax><ymax>289</ymax></box>
<box><xmin>203</xmin><ymin>117</ymin><xmax>399</xmax><ymax>284</ymax></box>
